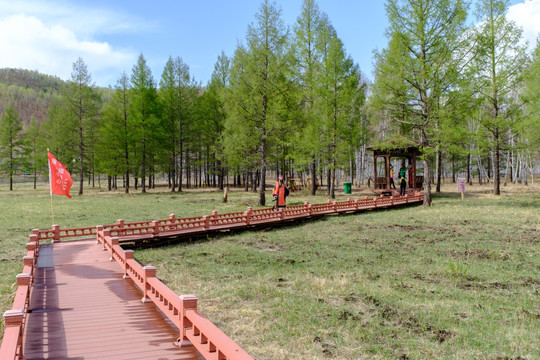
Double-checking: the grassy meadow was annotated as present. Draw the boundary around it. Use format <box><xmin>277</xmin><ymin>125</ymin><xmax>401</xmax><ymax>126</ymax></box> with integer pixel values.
<box><xmin>0</xmin><ymin>180</ymin><xmax>539</xmax><ymax>359</ymax></box>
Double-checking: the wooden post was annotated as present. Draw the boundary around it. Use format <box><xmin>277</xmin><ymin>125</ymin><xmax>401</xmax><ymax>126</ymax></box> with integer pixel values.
<box><xmin>51</xmin><ymin>224</ymin><xmax>60</xmax><ymax>243</ymax></box>
<box><xmin>110</xmin><ymin>238</ymin><xmax>119</xmax><ymax>261</ymax></box>
<box><xmin>123</xmin><ymin>250</ymin><xmax>134</xmax><ymax>279</ymax></box>
<box><xmin>23</xmin><ymin>256</ymin><xmax>34</xmax><ymax>267</ymax></box>
<box><xmin>223</xmin><ymin>187</ymin><xmax>228</xmax><ymax>203</ymax></box>
<box><xmin>102</xmin><ymin>229</ymin><xmax>111</xmax><ymax>250</ymax></box>
<box><xmin>176</xmin><ymin>294</ymin><xmax>198</xmax><ymax>347</ymax></box>
<box><xmin>202</xmin><ymin>216</ymin><xmax>209</xmax><ymax>229</ymax></box>
<box><xmin>245</xmin><ymin>208</ymin><xmax>252</xmax><ymax>225</ymax></box>
<box><xmin>96</xmin><ymin>225</ymin><xmax>104</xmax><ymax>244</ymax></box>
<box><xmin>141</xmin><ymin>266</ymin><xmax>156</xmax><ymax>303</ymax></box>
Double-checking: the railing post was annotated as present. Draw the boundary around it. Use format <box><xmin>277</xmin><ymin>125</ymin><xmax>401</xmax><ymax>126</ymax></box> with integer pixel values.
<box><xmin>151</xmin><ymin>221</ymin><xmax>159</xmax><ymax>235</ymax></box>
<box><xmin>32</xmin><ymin>229</ymin><xmax>39</xmax><ymax>245</ymax></box>
<box><xmin>304</xmin><ymin>201</ymin><xmax>311</xmax><ymax>216</ymax></box>
<box><xmin>176</xmin><ymin>294</ymin><xmax>198</xmax><ymax>347</ymax></box>
<box><xmin>373</xmin><ymin>197</ymin><xmax>378</xmax><ymax>207</ymax></box>
<box><xmin>52</xmin><ymin>224</ymin><xmax>60</xmax><ymax>243</ymax></box>
<box><xmin>96</xmin><ymin>225</ymin><xmax>103</xmax><ymax>244</ymax></box>
<box><xmin>17</xmin><ymin>273</ymin><xmax>31</xmax><ymax>286</ymax></box>
<box><xmin>405</xmin><ymin>194</ymin><xmax>409</xmax><ymax>203</ymax></box>
<box><xmin>245</xmin><ymin>207</ymin><xmax>252</xmax><ymax>225</ymax></box>
<box><xmin>141</xmin><ymin>266</ymin><xmax>156</xmax><ymax>303</ymax></box>
<box><xmin>102</xmin><ymin>229</ymin><xmax>111</xmax><ymax>250</ymax></box>
<box><xmin>26</xmin><ymin>240</ymin><xmax>37</xmax><ymax>252</ymax></box>
<box><xmin>23</xmin><ymin>255</ymin><xmax>34</xmax><ymax>268</ymax></box>
<box><xmin>333</xmin><ymin>201</ymin><xmax>337</xmax><ymax>212</ymax></box>
<box><xmin>123</xmin><ymin>250</ymin><xmax>134</xmax><ymax>279</ymax></box>
<box><xmin>109</xmin><ymin>238</ymin><xmax>119</xmax><ymax>261</ymax></box>
<box><xmin>211</xmin><ymin>210</ymin><xmax>218</xmax><ymax>219</ymax></box>
<box><xmin>28</xmin><ymin>233</ymin><xmax>38</xmax><ymax>249</ymax></box>
<box><xmin>169</xmin><ymin>213</ymin><xmax>176</xmax><ymax>220</ymax></box>
<box><xmin>202</xmin><ymin>216</ymin><xmax>209</xmax><ymax>229</ymax></box>
<box><xmin>117</xmin><ymin>219</ymin><xmax>125</xmax><ymax>227</ymax></box>
<box><xmin>390</xmin><ymin>196</ymin><xmax>394</xmax><ymax>205</ymax></box>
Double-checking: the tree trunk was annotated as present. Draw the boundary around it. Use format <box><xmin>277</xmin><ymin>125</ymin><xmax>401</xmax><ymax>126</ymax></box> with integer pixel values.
<box><xmin>493</xmin><ymin>127</ymin><xmax>500</xmax><ymax>195</ymax></box>
<box><xmin>79</xmin><ymin>125</ymin><xmax>84</xmax><ymax>196</ymax></box>
<box><xmin>326</xmin><ymin>167</ymin><xmax>331</xmax><ymax>197</ymax></box>
<box><xmin>422</xmin><ymin>130</ymin><xmax>432</xmax><ymax>206</ymax></box>
<box><xmin>258</xmin><ymin>139</ymin><xmax>267</xmax><ymax>206</ymax></box>
<box><xmin>467</xmin><ymin>153</ymin><xmax>472</xmax><ymax>185</ymax></box>
<box><xmin>436</xmin><ymin>147</ymin><xmax>442</xmax><ymax>192</ymax></box>
<box><xmin>310</xmin><ymin>158</ymin><xmax>316</xmax><ymax>196</ymax></box>
<box><xmin>330</xmin><ymin>161</ymin><xmax>336</xmax><ymax>199</ymax></box>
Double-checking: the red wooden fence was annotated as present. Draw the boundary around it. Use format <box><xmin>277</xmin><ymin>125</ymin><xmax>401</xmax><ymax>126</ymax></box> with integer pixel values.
<box><xmin>1</xmin><ymin>193</ymin><xmax>422</xmax><ymax>359</ymax></box>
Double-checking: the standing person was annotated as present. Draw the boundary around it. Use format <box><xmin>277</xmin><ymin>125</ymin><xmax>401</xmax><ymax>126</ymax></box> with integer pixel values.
<box><xmin>399</xmin><ymin>165</ymin><xmax>407</xmax><ymax>196</ymax></box>
<box><xmin>408</xmin><ymin>164</ymin><xmax>414</xmax><ymax>188</ymax></box>
<box><xmin>272</xmin><ymin>175</ymin><xmax>289</xmax><ymax>211</ymax></box>
<box><xmin>389</xmin><ymin>165</ymin><xmax>396</xmax><ymax>189</ymax></box>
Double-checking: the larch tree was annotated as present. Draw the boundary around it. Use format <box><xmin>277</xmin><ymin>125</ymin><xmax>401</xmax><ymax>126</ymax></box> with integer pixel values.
<box><xmin>130</xmin><ymin>53</ymin><xmax>161</xmax><ymax>193</ymax></box>
<box><xmin>317</xmin><ymin>16</ymin><xmax>362</xmax><ymax>199</ymax></box>
<box><xmin>472</xmin><ymin>0</ymin><xmax>529</xmax><ymax>195</ymax></box>
<box><xmin>64</xmin><ymin>57</ymin><xmax>99</xmax><ymax>196</ymax></box>
<box><xmin>159</xmin><ymin>56</ymin><xmax>198</xmax><ymax>192</ymax></box>
<box><xmin>0</xmin><ymin>105</ymin><xmax>24</xmax><ymax>190</ymax></box>
<box><xmin>24</xmin><ymin>116</ymin><xmax>45</xmax><ymax>190</ymax></box>
<box><xmin>521</xmin><ymin>38</ymin><xmax>540</xmax><ymax>181</ymax></box>
<box><xmin>293</xmin><ymin>0</ymin><xmax>323</xmax><ymax>195</ymax></box>
<box><xmin>97</xmin><ymin>72</ymin><xmax>133</xmax><ymax>193</ymax></box>
<box><xmin>205</xmin><ymin>51</ymin><xmax>230</xmax><ymax>190</ymax></box>
<box><xmin>380</xmin><ymin>0</ymin><xmax>468</xmax><ymax>205</ymax></box>
<box><xmin>225</xmin><ymin>0</ymin><xmax>293</xmax><ymax>206</ymax></box>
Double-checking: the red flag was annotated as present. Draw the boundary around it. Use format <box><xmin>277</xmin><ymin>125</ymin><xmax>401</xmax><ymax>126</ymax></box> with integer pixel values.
<box><xmin>48</xmin><ymin>151</ymin><xmax>73</xmax><ymax>199</ymax></box>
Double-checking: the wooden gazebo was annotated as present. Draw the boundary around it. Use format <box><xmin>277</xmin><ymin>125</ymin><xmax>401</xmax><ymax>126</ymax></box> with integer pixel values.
<box><xmin>367</xmin><ymin>140</ymin><xmax>424</xmax><ymax>194</ymax></box>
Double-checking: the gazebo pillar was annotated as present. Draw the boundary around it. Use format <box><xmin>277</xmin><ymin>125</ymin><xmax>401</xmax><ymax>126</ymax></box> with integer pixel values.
<box><xmin>385</xmin><ymin>155</ymin><xmax>391</xmax><ymax>190</ymax></box>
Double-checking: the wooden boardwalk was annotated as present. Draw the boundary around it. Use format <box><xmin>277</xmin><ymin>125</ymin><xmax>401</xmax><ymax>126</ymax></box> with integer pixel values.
<box><xmin>23</xmin><ymin>240</ymin><xmax>203</xmax><ymax>360</ymax></box>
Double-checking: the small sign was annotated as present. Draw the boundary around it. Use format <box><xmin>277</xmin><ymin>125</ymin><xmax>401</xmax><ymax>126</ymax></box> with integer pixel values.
<box><xmin>457</xmin><ymin>178</ymin><xmax>466</xmax><ymax>193</ymax></box>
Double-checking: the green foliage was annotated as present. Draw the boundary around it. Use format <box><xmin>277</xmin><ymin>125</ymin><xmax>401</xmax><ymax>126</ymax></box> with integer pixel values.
<box><xmin>0</xmin><ymin>105</ymin><xmax>24</xmax><ymax>189</ymax></box>
<box><xmin>471</xmin><ymin>0</ymin><xmax>529</xmax><ymax>194</ymax></box>
<box><xmin>225</xmin><ymin>0</ymin><xmax>294</xmax><ymax>205</ymax></box>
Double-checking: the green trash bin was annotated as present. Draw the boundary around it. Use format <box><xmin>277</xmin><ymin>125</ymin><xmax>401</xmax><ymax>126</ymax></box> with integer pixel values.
<box><xmin>344</xmin><ymin>182</ymin><xmax>352</xmax><ymax>194</ymax></box>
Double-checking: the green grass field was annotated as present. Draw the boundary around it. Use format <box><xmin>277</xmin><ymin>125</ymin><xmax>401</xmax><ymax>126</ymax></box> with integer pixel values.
<box><xmin>1</xmin><ymin>181</ymin><xmax>539</xmax><ymax>359</ymax></box>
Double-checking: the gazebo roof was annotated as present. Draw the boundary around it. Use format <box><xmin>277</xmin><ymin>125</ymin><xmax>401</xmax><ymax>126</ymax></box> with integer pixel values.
<box><xmin>367</xmin><ymin>136</ymin><xmax>421</xmax><ymax>156</ymax></box>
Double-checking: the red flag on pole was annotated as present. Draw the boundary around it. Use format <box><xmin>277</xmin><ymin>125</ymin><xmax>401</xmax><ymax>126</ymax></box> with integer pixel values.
<box><xmin>48</xmin><ymin>150</ymin><xmax>73</xmax><ymax>199</ymax></box>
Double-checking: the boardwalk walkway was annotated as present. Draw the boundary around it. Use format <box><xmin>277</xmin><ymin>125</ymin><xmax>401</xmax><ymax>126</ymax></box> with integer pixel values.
<box><xmin>23</xmin><ymin>240</ymin><xmax>203</xmax><ymax>360</ymax></box>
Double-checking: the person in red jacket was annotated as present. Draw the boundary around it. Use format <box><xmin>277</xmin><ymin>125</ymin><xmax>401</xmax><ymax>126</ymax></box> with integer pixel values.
<box><xmin>272</xmin><ymin>175</ymin><xmax>289</xmax><ymax>211</ymax></box>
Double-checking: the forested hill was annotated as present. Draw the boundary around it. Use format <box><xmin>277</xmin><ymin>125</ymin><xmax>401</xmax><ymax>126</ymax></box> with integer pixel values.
<box><xmin>0</xmin><ymin>68</ymin><xmax>66</xmax><ymax>126</ymax></box>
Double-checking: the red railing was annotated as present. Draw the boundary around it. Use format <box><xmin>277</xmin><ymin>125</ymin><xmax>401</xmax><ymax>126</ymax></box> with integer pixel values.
<box><xmin>98</xmin><ymin>229</ymin><xmax>253</xmax><ymax>360</ymax></box>
<box><xmin>2</xmin><ymin>192</ymin><xmax>422</xmax><ymax>360</ymax></box>
<box><xmin>0</xmin><ymin>234</ymin><xmax>39</xmax><ymax>360</ymax></box>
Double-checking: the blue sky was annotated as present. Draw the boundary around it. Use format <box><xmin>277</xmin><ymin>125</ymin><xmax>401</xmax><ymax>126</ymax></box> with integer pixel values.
<box><xmin>0</xmin><ymin>0</ymin><xmax>538</xmax><ymax>87</ymax></box>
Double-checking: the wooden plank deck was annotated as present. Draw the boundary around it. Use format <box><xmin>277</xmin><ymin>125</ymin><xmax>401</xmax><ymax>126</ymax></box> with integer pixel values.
<box><xmin>23</xmin><ymin>240</ymin><xmax>203</xmax><ymax>360</ymax></box>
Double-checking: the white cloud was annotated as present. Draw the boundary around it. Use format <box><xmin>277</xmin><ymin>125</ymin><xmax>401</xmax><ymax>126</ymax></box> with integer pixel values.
<box><xmin>508</xmin><ymin>0</ymin><xmax>540</xmax><ymax>48</ymax></box>
<box><xmin>0</xmin><ymin>1</ymin><xmax>141</xmax><ymax>86</ymax></box>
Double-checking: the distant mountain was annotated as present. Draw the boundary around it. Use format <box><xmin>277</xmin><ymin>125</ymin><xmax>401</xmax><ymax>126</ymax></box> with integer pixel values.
<box><xmin>0</xmin><ymin>68</ymin><xmax>67</xmax><ymax>126</ymax></box>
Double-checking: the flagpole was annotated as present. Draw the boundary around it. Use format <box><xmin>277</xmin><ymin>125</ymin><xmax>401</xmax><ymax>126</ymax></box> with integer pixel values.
<box><xmin>47</xmin><ymin>148</ymin><xmax>55</xmax><ymax>226</ymax></box>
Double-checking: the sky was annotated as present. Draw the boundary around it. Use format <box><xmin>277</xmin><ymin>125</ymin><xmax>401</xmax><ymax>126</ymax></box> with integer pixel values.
<box><xmin>0</xmin><ymin>0</ymin><xmax>538</xmax><ymax>87</ymax></box>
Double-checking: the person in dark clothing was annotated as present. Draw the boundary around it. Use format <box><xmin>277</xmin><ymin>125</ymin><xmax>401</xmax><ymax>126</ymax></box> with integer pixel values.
<box><xmin>399</xmin><ymin>166</ymin><xmax>407</xmax><ymax>196</ymax></box>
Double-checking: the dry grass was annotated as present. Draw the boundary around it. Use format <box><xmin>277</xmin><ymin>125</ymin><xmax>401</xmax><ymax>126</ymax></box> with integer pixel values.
<box><xmin>1</xmin><ymin>180</ymin><xmax>539</xmax><ymax>359</ymax></box>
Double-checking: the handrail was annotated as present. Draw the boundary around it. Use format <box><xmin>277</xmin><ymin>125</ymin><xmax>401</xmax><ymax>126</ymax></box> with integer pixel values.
<box><xmin>98</xmin><ymin>229</ymin><xmax>254</xmax><ymax>360</ymax></box>
<box><xmin>35</xmin><ymin>193</ymin><xmax>423</xmax><ymax>243</ymax></box>
<box><xmin>0</xmin><ymin>236</ymin><xmax>38</xmax><ymax>360</ymax></box>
